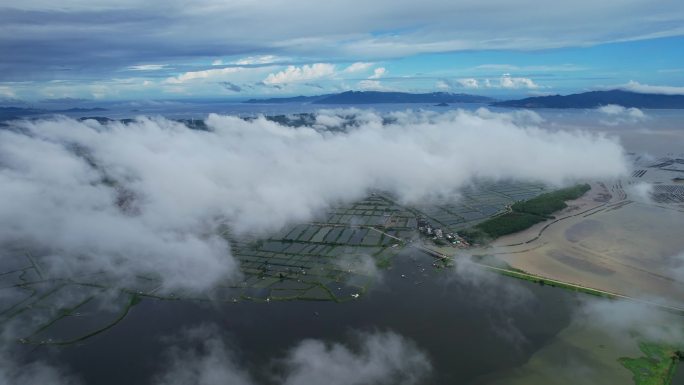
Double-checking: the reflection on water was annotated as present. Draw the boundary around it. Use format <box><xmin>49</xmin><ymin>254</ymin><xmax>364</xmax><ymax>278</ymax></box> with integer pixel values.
<box><xmin>25</xmin><ymin>251</ymin><xmax>577</xmax><ymax>385</ymax></box>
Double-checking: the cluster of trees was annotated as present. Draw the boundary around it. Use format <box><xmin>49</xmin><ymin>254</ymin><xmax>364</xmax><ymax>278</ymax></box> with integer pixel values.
<box><xmin>511</xmin><ymin>184</ymin><xmax>590</xmax><ymax>217</ymax></box>
<box><xmin>459</xmin><ymin>184</ymin><xmax>591</xmax><ymax>243</ymax></box>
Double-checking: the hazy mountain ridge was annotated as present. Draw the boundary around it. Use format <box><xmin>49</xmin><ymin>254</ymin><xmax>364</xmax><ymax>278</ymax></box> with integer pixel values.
<box><xmin>0</xmin><ymin>106</ymin><xmax>107</xmax><ymax>120</ymax></box>
<box><xmin>245</xmin><ymin>91</ymin><xmax>495</xmax><ymax>104</ymax></box>
<box><xmin>493</xmin><ymin>90</ymin><xmax>684</xmax><ymax>109</ymax></box>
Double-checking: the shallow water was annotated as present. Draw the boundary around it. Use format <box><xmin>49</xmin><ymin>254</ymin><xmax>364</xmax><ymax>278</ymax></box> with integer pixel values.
<box><xmin>23</xmin><ymin>251</ymin><xmax>579</xmax><ymax>384</ymax></box>
<box><xmin>672</xmin><ymin>364</ymin><xmax>684</xmax><ymax>385</ymax></box>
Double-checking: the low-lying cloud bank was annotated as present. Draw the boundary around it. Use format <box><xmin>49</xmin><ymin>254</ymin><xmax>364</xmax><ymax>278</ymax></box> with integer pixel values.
<box><xmin>154</xmin><ymin>326</ymin><xmax>431</xmax><ymax>385</ymax></box>
<box><xmin>575</xmin><ymin>298</ymin><xmax>684</xmax><ymax>346</ymax></box>
<box><xmin>0</xmin><ymin>326</ymin><xmax>430</xmax><ymax>385</ymax></box>
<box><xmin>597</xmin><ymin>104</ymin><xmax>647</xmax><ymax>126</ymax></box>
<box><xmin>0</xmin><ymin>109</ymin><xmax>628</xmax><ymax>291</ymax></box>
<box><xmin>620</xmin><ymin>81</ymin><xmax>684</xmax><ymax>96</ymax></box>
<box><xmin>0</xmin><ymin>354</ymin><xmax>81</xmax><ymax>385</ymax></box>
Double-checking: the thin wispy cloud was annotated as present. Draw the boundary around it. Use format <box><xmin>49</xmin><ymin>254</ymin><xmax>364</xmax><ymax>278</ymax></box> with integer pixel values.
<box><xmin>495</xmin><ymin>74</ymin><xmax>540</xmax><ymax>89</ymax></box>
<box><xmin>232</xmin><ymin>55</ymin><xmax>280</xmax><ymax>66</ymax></box>
<box><xmin>619</xmin><ymin>80</ymin><xmax>684</xmax><ymax>95</ymax></box>
<box><xmin>442</xmin><ymin>75</ymin><xmax>541</xmax><ymax>90</ymax></box>
<box><xmin>596</xmin><ymin>104</ymin><xmax>648</xmax><ymax>126</ymax></box>
<box><xmin>457</xmin><ymin>78</ymin><xmax>480</xmax><ymax>89</ymax></box>
<box><xmin>0</xmin><ymin>1</ymin><xmax>682</xmax><ymax>98</ymax></box>
<box><xmin>368</xmin><ymin>67</ymin><xmax>387</xmax><ymax>79</ymax></box>
<box><xmin>127</xmin><ymin>64</ymin><xmax>168</xmax><ymax>71</ymax></box>
<box><xmin>343</xmin><ymin>62</ymin><xmax>374</xmax><ymax>73</ymax></box>
<box><xmin>165</xmin><ymin>67</ymin><xmax>244</xmax><ymax>84</ymax></box>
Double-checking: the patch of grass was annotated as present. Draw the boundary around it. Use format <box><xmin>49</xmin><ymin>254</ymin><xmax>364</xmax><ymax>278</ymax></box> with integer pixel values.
<box><xmin>619</xmin><ymin>342</ymin><xmax>680</xmax><ymax>385</ymax></box>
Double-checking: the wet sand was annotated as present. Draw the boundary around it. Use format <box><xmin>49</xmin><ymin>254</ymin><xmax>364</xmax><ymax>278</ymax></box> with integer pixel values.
<box><xmin>477</xmin><ymin>181</ymin><xmax>684</xmax><ymax>307</ymax></box>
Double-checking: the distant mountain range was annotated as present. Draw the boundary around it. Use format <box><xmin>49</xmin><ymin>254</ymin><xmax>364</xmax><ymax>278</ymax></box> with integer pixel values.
<box><xmin>3</xmin><ymin>90</ymin><xmax>684</xmax><ymax>122</ymax></box>
<box><xmin>246</xmin><ymin>90</ymin><xmax>684</xmax><ymax>109</ymax></box>
<box><xmin>245</xmin><ymin>91</ymin><xmax>495</xmax><ymax>104</ymax></box>
<box><xmin>492</xmin><ymin>90</ymin><xmax>684</xmax><ymax>109</ymax></box>
<box><xmin>0</xmin><ymin>106</ymin><xmax>107</xmax><ymax>120</ymax></box>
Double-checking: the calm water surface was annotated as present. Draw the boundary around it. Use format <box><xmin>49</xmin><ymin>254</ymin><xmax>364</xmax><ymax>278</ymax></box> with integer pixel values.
<box><xmin>27</xmin><ymin>252</ymin><xmax>578</xmax><ymax>384</ymax></box>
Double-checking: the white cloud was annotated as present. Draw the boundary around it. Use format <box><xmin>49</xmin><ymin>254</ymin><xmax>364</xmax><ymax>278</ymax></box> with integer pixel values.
<box><xmin>474</xmin><ymin>64</ymin><xmax>584</xmax><ymax>72</ymax></box>
<box><xmin>154</xmin><ymin>325</ymin><xmax>253</xmax><ymax>385</ymax></box>
<box><xmin>357</xmin><ymin>79</ymin><xmax>387</xmax><ymax>91</ymax></box>
<box><xmin>127</xmin><ymin>64</ymin><xmax>168</xmax><ymax>71</ymax></box>
<box><xmin>0</xmin><ymin>110</ymin><xmax>627</xmax><ymax>292</ymax></box>
<box><xmin>435</xmin><ymin>80</ymin><xmax>450</xmax><ymax>90</ymax></box>
<box><xmin>619</xmin><ymin>80</ymin><xmax>684</xmax><ymax>95</ymax></box>
<box><xmin>447</xmin><ymin>256</ymin><xmax>534</xmax><ymax>347</ymax></box>
<box><xmin>263</xmin><ymin>63</ymin><xmax>335</xmax><ymax>85</ymax></box>
<box><xmin>4</xmin><ymin>0</ymin><xmax>684</xmax><ymax>88</ymax></box>
<box><xmin>368</xmin><ymin>67</ymin><xmax>387</xmax><ymax>79</ymax></box>
<box><xmin>343</xmin><ymin>62</ymin><xmax>374</xmax><ymax>73</ymax></box>
<box><xmin>658</xmin><ymin>68</ymin><xmax>684</xmax><ymax>74</ymax></box>
<box><xmin>671</xmin><ymin>251</ymin><xmax>684</xmax><ymax>282</ymax></box>
<box><xmin>574</xmin><ymin>298</ymin><xmax>684</xmax><ymax>345</ymax></box>
<box><xmin>281</xmin><ymin>331</ymin><xmax>431</xmax><ymax>385</ymax></box>
<box><xmin>456</xmin><ymin>78</ymin><xmax>479</xmax><ymax>89</ymax></box>
<box><xmin>625</xmin><ymin>182</ymin><xmax>653</xmax><ymax>203</ymax></box>
<box><xmin>455</xmin><ymin>75</ymin><xmax>539</xmax><ymax>90</ymax></box>
<box><xmin>153</xmin><ymin>326</ymin><xmax>430</xmax><ymax>385</ymax></box>
<box><xmin>165</xmin><ymin>67</ymin><xmax>242</xmax><ymax>84</ymax></box>
<box><xmin>334</xmin><ymin>254</ymin><xmax>382</xmax><ymax>283</ymax></box>
<box><xmin>0</xmin><ymin>355</ymin><xmax>81</xmax><ymax>385</ymax></box>
<box><xmin>497</xmin><ymin>73</ymin><xmax>539</xmax><ymax>89</ymax></box>
<box><xmin>0</xmin><ymin>86</ymin><xmax>16</xmax><ymax>98</ymax></box>
<box><xmin>597</xmin><ymin>104</ymin><xmax>645</xmax><ymax>118</ymax></box>
<box><xmin>597</xmin><ymin>104</ymin><xmax>647</xmax><ymax>125</ymax></box>
<box><xmin>233</xmin><ymin>55</ymin><xmax>279</xmax><ymax>66</ymax></box>
<box><xmin>474</xmin><ymin>107</ymin><xmax>545</xmax><ymax>125</ymax></box>
<box><xmin>314</xmin><ymin>113</ymin><xmax>346</xmax><ymax>128</ymax></box>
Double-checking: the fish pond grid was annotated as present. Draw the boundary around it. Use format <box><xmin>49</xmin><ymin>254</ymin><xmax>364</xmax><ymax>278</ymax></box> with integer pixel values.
<box><xmin>0</xmin><ymin>181</ymin><xmax>548</xmax><ymax>345</ymax></box>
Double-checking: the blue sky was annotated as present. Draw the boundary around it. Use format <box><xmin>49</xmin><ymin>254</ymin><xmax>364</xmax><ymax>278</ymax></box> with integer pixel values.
<box><xmin>1</xmin><ymin>0</ymin><xmax>684</xmax><ymax>101</ymax></box>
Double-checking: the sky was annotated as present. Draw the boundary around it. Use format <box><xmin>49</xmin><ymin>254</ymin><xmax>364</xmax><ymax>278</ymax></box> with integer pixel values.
<box><xmin>1</xmin><ymin>0</ymin><xmax>684</xmax><ymax>101</ymax></box>
<box><xmin>0</xmin><ymin>109</ymin><xmax>628</xmax><ymax>291</ymax></box>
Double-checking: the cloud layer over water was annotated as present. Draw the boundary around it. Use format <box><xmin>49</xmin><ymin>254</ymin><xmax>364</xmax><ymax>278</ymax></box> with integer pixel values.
<box><xmin>0</xmin><ymin>109</ymin><xmax>628</xmax><ymax>291</ymax></box>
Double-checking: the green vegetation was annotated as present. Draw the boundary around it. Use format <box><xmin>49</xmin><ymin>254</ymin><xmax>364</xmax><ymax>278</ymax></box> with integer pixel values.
<box><xmin>619</xmin><ymin>342</ymin><xmax>681</xmax><ymax>385</ymax></box>
<box><xmin>462</xmin><ymin>212</ymin><xmax>543</xmax><ymax>240</ymax></box>
<box><xmin>375</xmin><ymin>256</ymin><xmax>393</xmax><ymax>269</ymax></box>
<box><xmin>2</xmin><ymin>183</ymin><xmax>582</xmax><ymax>346</ymax></box>
<box><xmin>459</xmin><ymin>184</ymin><xmax>590</xmax><ymax>243</ymax></box>
<box><xmin>512</xmin><ymin>183</ymin><xmax>591</xmax><ymax>216</ymax></box>
<box><xmin>486</xmin><ymin>264</ymin><xmax>616</xmax><ymax>298</ymax></box>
